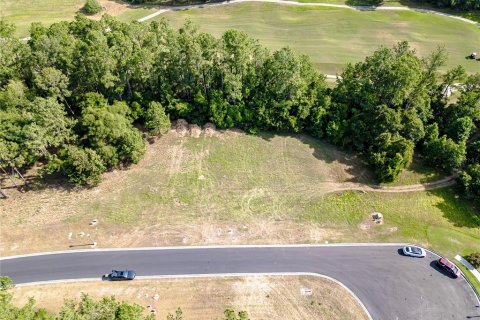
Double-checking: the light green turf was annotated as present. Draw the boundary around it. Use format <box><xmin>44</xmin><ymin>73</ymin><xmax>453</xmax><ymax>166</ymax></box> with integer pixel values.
<box><xmin>0</xmin><ymin>0</ymin><xmax>158</xmax><ymax>37</ymax></box>
<box><xmin>116</xmin><ymin>7</ymin><xmax>158</xmax><ymax>23</ymax></box>
<box><xmin>381</xmin><ymin>158</ymin><xmax>445</xmax><ymax>186</ymax></box>
<box><xmin>0</xmin><ymin>0</ymin><xmax>85</xmax><ymax>37</ymax></box>
<box><xmin>160</xmin><ymin>3</ymin><xmax>480</xmax><ymax>74</ymax></box>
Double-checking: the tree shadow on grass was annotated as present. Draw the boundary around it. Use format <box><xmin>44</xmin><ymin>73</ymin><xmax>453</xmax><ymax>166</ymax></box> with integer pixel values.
<box><xmin>345</xmin><ymin>0</ymin><xmax>383</xmax><ymax>7</ymax></box>
<box><xmin>258</xmin><ymin>131</ymin><xmax>374</xmax><ymax>184</ymax></box>
<box><xmin>428</xmin><ymin>187</ymin><xmax>480</xmax><ymax>228</ymax></box>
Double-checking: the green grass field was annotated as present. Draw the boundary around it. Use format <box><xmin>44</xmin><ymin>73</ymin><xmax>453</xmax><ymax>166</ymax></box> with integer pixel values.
<box><xmin>1</xmin><ymin>0</ymin><xmax>85</xmax><ymax>37</ymax></box>
<box><xmin>160</xmin><ymin>3</ymin><xmax>480</xmax><ymax>74</ymax></box>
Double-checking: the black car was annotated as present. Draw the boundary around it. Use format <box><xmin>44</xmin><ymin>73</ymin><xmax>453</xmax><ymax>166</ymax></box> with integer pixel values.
<box><xmin>104</xmin><ymin>270</ymin><xmax>136</xmax><ymax>281</ymax></box>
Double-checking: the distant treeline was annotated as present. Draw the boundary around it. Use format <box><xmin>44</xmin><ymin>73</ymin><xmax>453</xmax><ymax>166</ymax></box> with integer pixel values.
<box><xmin>414</xmin><ymin>0</ymin><xmax>480</xmax><ymax>11</ymax></box>
<box><xmin>0</xmin><ymin>16</ymin><xmax>478</xmax><ymax>203</ymax></box>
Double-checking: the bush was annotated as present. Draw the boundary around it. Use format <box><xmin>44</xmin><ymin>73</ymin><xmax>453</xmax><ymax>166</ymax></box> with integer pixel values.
<box><xmin>60</xmin><ymin>146</ymin><xmax>106</xmax><ymax>186</ymax></box>
<box><xmin>459</xmin><ymin>164</ymin><xmax>480</xmax><ymax>205</ymax></box>
<box><xmin>144</xmin><ymin>101</ymin><xmax>171</xmax><ymax>135</ymax></box>
<box><xmin>423</xmin><ymin>135</ymin><xmax>466</xmax><ymax>173</ymax></box>
<box><xmin>82</xmin><ymin>0</ymin><xmax>103</xmax><ymax>15</ymax></box>
<box><xmin>467</xmin><ymin>252</ymin><xmax>480</xmax><ymax>269</ymax></box>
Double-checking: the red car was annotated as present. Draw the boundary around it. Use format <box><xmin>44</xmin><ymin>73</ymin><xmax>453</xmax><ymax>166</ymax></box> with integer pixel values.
<box><xmin>437</xmin><ymin>258</ymin><xmax>461</xmax><ymax>278</ymax></box>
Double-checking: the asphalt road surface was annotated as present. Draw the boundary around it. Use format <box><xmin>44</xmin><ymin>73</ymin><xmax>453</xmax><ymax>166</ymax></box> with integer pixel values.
<box><xmin>1</xmin><ymin>245</ymin><xmax>479</xmax><ymax>320</ymax></box>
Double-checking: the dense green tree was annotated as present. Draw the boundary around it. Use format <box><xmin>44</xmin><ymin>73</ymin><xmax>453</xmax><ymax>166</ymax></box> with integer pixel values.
<box><xmin>49</xmin><ymin>146</ymin><xmax>106</xmax><ymax>186</ymax></box>
<box><xmin>467</xmin><ymin>252</ymin><xmax>480</xmax><ymax>268</ymax></box>
<box><xmin>254</xmin><ymin>48</ymin><xmax>327</xmax><ymax>132</ymax></box>
<box><xmin>467</xmin><ymin>140</ymin><xmax>480</xmax><ymax>164</ymax></box>
<box><xmin>412</xmin><ymin>0</ymin><xmax>480</xmax><ymax>10</ymax></box>
<box><xmin>82</xmin><ymin>0</ymin><xmax>103</xmax><ymax>15</ymax></box>
<box><xmin>459</xmin><ymin>164</ymin><xmax>480</xmax><ymax>205</ymax></box>
<box><xmin>445</xmin><ymin>116</ymin><xmax>475</xmax><ymax>143</ymax></box>
<box><xmin>0</xmin><ymin>21</ymin><xmax>30</xmax><ymax>87</ymax></box>
<box><xmin>424</xmin><ymin>135</ymin><xmax>466</xmax><ymax>172</ymax></box>
<box><xmin>145</xmin><ymin>101</ymin><xmax>171</xmax><ymax>135</ymax></box>
<box><xmin>0</xmin><ymin>81</ymin><xmax>73</xmax><ymax>170</ymax></box>
<box><xmin>79</xmin><ymin>93</ymin><xmax>145</xmax><ymax>167</ymax></box>
<box><xmin>369</xmin><ymin>133</ymin><xmax>414</xmax><ymax>182</ymax></box>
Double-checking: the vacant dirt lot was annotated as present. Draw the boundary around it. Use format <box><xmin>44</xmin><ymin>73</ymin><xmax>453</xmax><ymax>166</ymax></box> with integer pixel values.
<box><xmin>12</xmin><ymin>276</ymin><xmax>369</xmax><ymax>320</ymax></box>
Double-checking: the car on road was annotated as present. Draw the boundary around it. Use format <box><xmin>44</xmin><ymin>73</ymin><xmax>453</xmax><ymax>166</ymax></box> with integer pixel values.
<box><xmin>436</xmin><ymin>258</ymin><xmax>461</xmax><ymax>278</ymax></box>
<box><xmin>104</xmin><ymin>270</ymin><xmax>136</xmax><ymax>281</ymax></box>
<box><xmin>402</xmin><ymin>246</ymin><xmax>426</xmax><ymax>258</ymax></box>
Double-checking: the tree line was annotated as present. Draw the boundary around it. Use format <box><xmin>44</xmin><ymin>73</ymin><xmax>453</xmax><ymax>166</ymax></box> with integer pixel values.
<box><xmin>0</xmin><ymin>16</ymin><xmax>478</xmax><ymax>203</ymax></box>
<box><xmin>413</xmin><ymin>0</ymin><xmax>480</xmax><ymax>11</ymax></box>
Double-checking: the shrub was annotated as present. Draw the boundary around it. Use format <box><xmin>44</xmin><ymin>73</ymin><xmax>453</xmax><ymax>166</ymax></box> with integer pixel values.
<box><xmin>144</xmin><ymin>101</ymin><xmax>171</xmax><ymax>135</ymax></box>
<box><xmin>82</xmin><ymin>0</ymin><xmax>103</xmax><ymax>15</ymax></box>
<box><xmin>467</xmin><ymin>252</ymin><xmax>480</xmax><ymax>269</ymax></box>
<box><xmin>60</xmin><ymin>146</ymin><xmax>106</xmax><ymax>186</ymax></box>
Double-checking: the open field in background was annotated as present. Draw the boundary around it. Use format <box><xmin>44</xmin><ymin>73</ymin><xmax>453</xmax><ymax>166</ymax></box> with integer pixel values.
<box><xmin>160</xmin><ymin>3</ymin><xmax>480</xmax><ymax>74</ymax></box>
<box><xmin>2</xmin><ymin>1</ymin><xmax>479</xmax><ymax>75</ymax></box>
<box><xmin>1</xmin><ymin>130</ymin><xmax>479</xmax><ymax>260</ymax></box>
<box><xmin>0</xmin><ymin>0</ymin><xmax>158</xmax><ymax>37</ymax></box>
<box><xmin>12</xmin><ymin>276</ymin><xmax>369</xmax><ymax>319</ymax></box>
<box><xmin>1</xmin><ymin>0</ymin><xmax>85</xmax><ymax>37</ymax></box>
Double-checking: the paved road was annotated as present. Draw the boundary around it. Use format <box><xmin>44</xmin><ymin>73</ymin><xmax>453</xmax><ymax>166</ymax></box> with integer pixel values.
<box><xmin>1</xmin><ymin>245</ymin><xmax>479</xmax><ymax>319</ymax></box>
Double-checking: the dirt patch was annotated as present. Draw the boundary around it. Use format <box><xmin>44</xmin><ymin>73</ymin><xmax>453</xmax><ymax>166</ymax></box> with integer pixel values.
<box><xmin>204</xmin><ymin>123</ymin><xmax>217</xmax><ymax>137</ymax></box>
<box><xmin>359</xmin><ymin>212</ymin><xmax>384</xmax><ymax>231</ymax></box>
<box><xmin>12</xmin><ymin>276</ymin><xmax>369</xmax><ymax>320</ymax></box>
<box><xmin>174</xmin><ymin>119</ymin><xmax>189</xmax><ymax>137</ymax></box>
<box><xmin>89</xmin><ymin>0</ymin><xmax>131</xmax><ymax>20</ymax></box>
<box><xmin>189</xmin><ymin>124</ymin><xmax>202</xmax><ymax>138</ymax></box>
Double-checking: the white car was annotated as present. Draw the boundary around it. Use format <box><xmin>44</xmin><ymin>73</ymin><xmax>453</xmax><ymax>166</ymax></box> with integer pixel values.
<box><xmin>402</xmin><ymin>246</ymin><xmax>426</xmax><ymax>258</ymax></box>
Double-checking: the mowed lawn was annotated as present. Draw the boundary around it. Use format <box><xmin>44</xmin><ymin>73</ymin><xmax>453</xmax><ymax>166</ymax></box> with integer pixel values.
<box><xmin>0</xmin><ymin>0</ymin><xmax>158</xmax><ymax>37</ymax></box>
<box><xmin>1</xmin><ymin>131</ymin><xmax>479</xmax><ymax>262</ymax></box>
<box><xmin>1</xmin><ymin>0</ymin><xmax>85</xmax><ymax>37</ymax></box>
<box><xmin>160</xmin><ymin>3</ymin><xmax>480</xmax><ymax>74</ymax></box>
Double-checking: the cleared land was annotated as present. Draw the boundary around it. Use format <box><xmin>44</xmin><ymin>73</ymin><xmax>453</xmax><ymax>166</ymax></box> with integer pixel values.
<box><xmin>0</xmin><ymin>0</ymin><xmax>158</xmax><ymax>37</ymax></box>
<box><xmin>1</xmin><ymin>129</ymin><xmax>479</xmax><ymax>259</ymax></box>
<box><xmin>11</xmin><ymin>276</ymin><xmax>369</xmax><ymax>320</ymax></box>
<box><xmin>160</xmin><ymin>3</ymin><xmax>480</xmax><ymax>74</ymax></box>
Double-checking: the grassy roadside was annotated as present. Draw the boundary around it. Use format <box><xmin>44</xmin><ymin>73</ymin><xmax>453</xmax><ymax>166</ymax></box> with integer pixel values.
<box><xmin>458</xmin><ymin>264</ymin><xmax>480</xmax><ymax>298</ymax></box>
<box><xmin>11</xmin><ymin>276</ymin><xmax>369</xmax><ymax>319</ymax></box>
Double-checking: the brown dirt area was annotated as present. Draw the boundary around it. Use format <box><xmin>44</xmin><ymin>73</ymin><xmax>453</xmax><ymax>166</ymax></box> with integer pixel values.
<box><xmin>90</xmin><ymin>0</ymin><xmax>131</xmax><ymax>20</ymax></box>
<box><xmin>12</xmin><ymin>276</ymin><xmax>369</xmax><ymax>320</ymax></box>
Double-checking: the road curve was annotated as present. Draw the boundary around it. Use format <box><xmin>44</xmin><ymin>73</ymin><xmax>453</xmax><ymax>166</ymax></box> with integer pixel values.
<box><xmin>1</xmin><ymin>245</ymin><xmax>479</xmax><ymax>320</ymax></box>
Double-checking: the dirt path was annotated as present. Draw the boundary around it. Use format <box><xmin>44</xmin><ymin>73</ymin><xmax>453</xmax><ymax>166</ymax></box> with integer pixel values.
<box><xmin>136</xmin><ymin>0</ymin><xmax>480</xmax><ymax>26</ymax></box>
<box><xmin>325</xmin><ymin>174</ymin><xmax>458</xmax><ymax>194</ymax></box>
